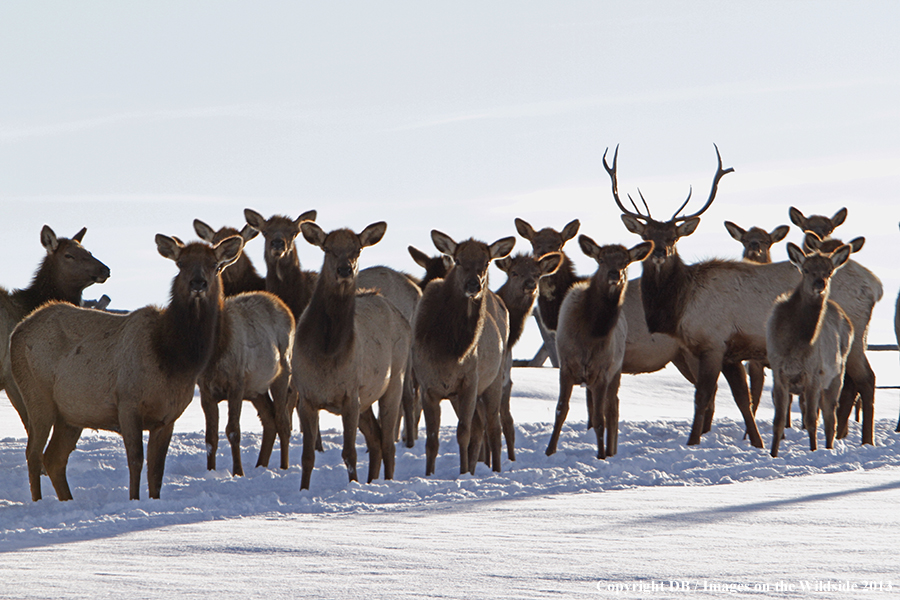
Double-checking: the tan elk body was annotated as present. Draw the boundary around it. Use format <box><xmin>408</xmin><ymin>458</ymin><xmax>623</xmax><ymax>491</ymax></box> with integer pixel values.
<box><xmin>608</xmin><ymin>145</ymin><xmax>881</xmax><ymax>448</ymax></box>
<box><xmin>11</xmin><ymin>234</ymin><xmax>242</xmax><ymax>501</ymax></box>
<box><xmin>768</xmin><ymin>243</ymin><xmax>854</xmax><ymax>457</ymax></box>
<box><xmin>412</xmin><ymin>231</ymin><xmax>514</xmax><ymax>476</ymax></box>
<box><xmin>199</xmin><ymin>291</ymin><xmax>295</xmax><ymax>476</ymax></box>
<box><xmin>546</xmin><ymin>238</ymin><xmax>653</xmax><ymax>459</ymax></box>
<box><xmin>0</xmin><ymin>226</ymin><xmax>110</xmax><ymax>433</ymax></box>
<box><xmin>291</xmin><ymin>222</ymin><xmax>411</xmax><ymax>490</ymax></box>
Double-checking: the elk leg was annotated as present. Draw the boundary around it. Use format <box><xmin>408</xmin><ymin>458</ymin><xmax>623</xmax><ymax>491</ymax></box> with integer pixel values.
<box><xmin>605</xmin><ymin>373</ymin><xmax>622</xmax><ymax>458</ymax></box>
<box><xmin>468</xmin><ymin>404</ymin><xmax>486</xmax><ymax>474</ymax></box>
<box><xmin>822</xmin><ymin>375</ymin><xmax>843</xmax><ymax>450</ymax></box>
<box><xmin>251</xmin><ymin>393</ymin><xmax>278</xmax><ymax>469</ymax></box>
<box><xmin>747</xmin><ymin>360</ymin><xmax>765</xmax><ymax>416</ymax></box>
<box><xmin>500</xmin><ymin>377</ymin><xmax>515</xmax><ymax>461</ymax></box>
<box><xmin>43</xmin><ymin>418</ymin><xmax>82</xmax><ymax>501</ymax></box>
<box><xmin>721</xmin><ymin>361</ymin><xmax>763</xmax><ymax>449</ymax></box>
<box><xmin>481</xmin><ymin>376</ymin><xmax>504</xmax><ymax>473</ymax></box>
<box><xmin>298</xmin><ymin>399</ymin><xmax>319</xmax><ymax>490</ymax></box>
<box><xmin>590</xmin><ymin>380</ymin><xmax>609</xmax><ymax>460</ymax></box>
<box><xmin>401</xmin><ymin>362</ymin><xmax>420</xmax><ymax>448</ymax></box>
<box><xmin>358</xmin><ymin>407</ymin><xmax>383</xmax><ymax>484</ymax></box>
<box><xmin>378</xmin><ymin>369</ymin><xmax>403</xmax><ymax>480</ymax></box>
<box><xmin>119</xmin><ymin>413</ymin><xmax>145</xmax><ymax>501</ymax></box>
<box><xmin>546</xmin><ymin>371</ymin><xmax>574</xmax><ymax>456</ymax></box>
<box><xmin>340</xmin><ymin>396</ymin><xmax>361</xmax><ymax>483</ymax></box>
<box><xmin>25</xmin><ymin>404</ymin><xmax>55</xmax><ymax>502</ymax></box>
<box><xmin>5</xmin><ymin>382</ymin><xmax>30</xmax><ymax>435</ymax></box>
<box><xmin>200</xmin><ymin>389</ymin><xmax>220</xmax><ymax>471</ymax></box>
<box><xmin>455</xmin><ymin>378</ymin><xmax>478</xmax><ymax>475</ymax></box>
<box><xmin>422</xmin><ymin>390</ymin><xmax>442</xmax><ymax>476</ymax></box>
<box><xmin>271</xmin><ymin>377</ymin><xmax>295</xmax><ymax>470</ymax></box>
<box><xmin>585</xmin><ymin>388</ymin><xmax>595</xmax><ymax>431</ymax></box>
<box><xmin>770</xmin><ymin>377</ymin><xmax>788</xmax><ymax>458</ymax></box>
<box><xmin>147</xmin><ymin>422</ymin><xmax>175</xmax><ymax>499</ymax></box>
<box><xmin>802</xmin><ymin>388</ymin><xmax>820</xmax><ymax>452</ymax></box>
<box><xmin>841</xmin><ymin>353</ymin><xmax>875</xmax><ymax>445</ymax></box>
<box><xmin>225</xmin><ymin>389</ymin><xmax>245</xmax><ymax>477</ymax></box>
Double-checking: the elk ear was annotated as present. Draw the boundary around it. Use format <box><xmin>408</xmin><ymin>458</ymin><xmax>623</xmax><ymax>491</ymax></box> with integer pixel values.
<box><xmin>494</xmin><ymin>257</ymin><xmax>512</xmax><ymax>273</ymax></box>
<box><xmin>239</xmin><ymin>223</ymin><xmax>260</xmax><ymax>243</ymax></box>
<box><xmin>490</xmin><ymin>236</ymin><xmax>516</xmax><ymax>260</ymax></box>
<box><xmin>300</xmin><ymin>222</ymin><xmax>327</xmax><ymax>249</ymax></box>
<box><xmin>578</xmin><ymin>234</ymin><xmax>601</xmax><ymax>260</ymax></box>
<box><xmin>831</xmin><ymin>207</ymin><xmax>848</xmax><ymax>227</ymax></box>
<box><xmin>788</xmin><ymin>207</ymin><xmax>806</xmax><ymax>229</ymax></box>
<box><xmin>359</xmin><ymin>222</ymin><xmax>387</xmax><ymax>248</ymax></box>
<box><xmin>408</xmin><ymin>246</ymin><xmax>430</xmax><ymax>269</ymax></box>
<box><xmin>193</xmin><ymin>219</ymin><xmax>216</xmax><ymax>242</ymax></box>
<box><xmin>539</xmin><ymin>252</ymin><xmax>563</xmax><ymax>277</ymax></box>
<box><xmin>620</xmin><ymin>214</ymin><xmax>645</xmax><ymax>236</ymax></box>
<box><xmin>786</xmin><ymin>242</ymin><xmax>806</xmax><ymax>267</ymax></box>
<box><xmin>560</xmin><ymin>219</ymin><xmax>580</xmax><ymax>242</ymax></box>
<box><xmin>514</xmin><ymin>218</ymin><xmax>535</xmax><ymax>241</ymax></box>
<box><xmin>244</xmin><ymin>208</ymin><xmax>267</xmax><ymax>231</ymax></box>
<box><xmin>72</xmin><ymin>227</ymin><xmax>87</xmax><ymax>244</ymax></box>
<box><xmin>214</xmin><ymin>235</ymin><xmax>244</xmax><ymax>271</ymax></box>
<box><xmin>295</xmin><ymin>210</ymin><xmax>317</xmax><ymax>227</ymax></box>
<box><xmin>156</xmin><ymin>234</ymin><xmax>184</xmax><ymax>261</ymax></box>
<box><xmin>723</xmin><ymin>221</ymin><xmax>745</xmax><ymax>242</ymax></box>
<box><xmin>804</xmin><ymin>231</ymin><xmax>823</xmax><ymax>251</ymax></box>
<box><xmin>629</xmin><ymin>241</ymin><xmax>654</xmax><ymax>264</ymax></box>
<box><xmin>676</xmin><ymin>217</ymin><xmax>701</xmax><ymax>238</ymax></box>
<box><xmin>40</xmin><ymin>225</ymin><xmax>59</xmax><ymax>253</ymax></box>
<box><xmin>830</xmin><ymin>244</ymin><xmax>852</xmax><ymax>269</ymax></box>
<box><xmin>770</xmin><ymin>225</ymin><xmax>790</xmax><ymax>243</ymax></box>
<box><xmin>431</xmin><ymin>230</ymin><xmax>457</xmax><ymax>255</ymax></box>
<box><xmin>441</xmin><ymin>255</ymin><xmax>454</xmax><ymax>272</ymax></box>
<box><xmin>847</xmin><ymin>236</ymin><xmax>865</xmax><ymax>253</ymax></box>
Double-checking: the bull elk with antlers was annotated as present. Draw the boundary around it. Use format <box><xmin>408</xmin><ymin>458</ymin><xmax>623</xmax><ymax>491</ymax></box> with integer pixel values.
<box><xmin>606</xmin><ymin>145</ymin><xmax>882</xmax><ymax>448</ymax></box>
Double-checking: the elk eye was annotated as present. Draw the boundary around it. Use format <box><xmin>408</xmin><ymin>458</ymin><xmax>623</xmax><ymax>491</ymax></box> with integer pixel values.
<box><xmin>64</xmin><ymin>254</ymin><xmax>74</xmax><ymax>260</ymax></box>
<box><xmin>454</xmin><ymin>258</ymin><xmax>460</xmax><ymax>266</ymax></box>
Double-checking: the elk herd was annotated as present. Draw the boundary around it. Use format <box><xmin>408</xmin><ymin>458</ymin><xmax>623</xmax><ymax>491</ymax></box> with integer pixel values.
<box><xmin>2</xmin><ymin>145</ymin><xmax>897</xmax><ymax>501</ymax></box>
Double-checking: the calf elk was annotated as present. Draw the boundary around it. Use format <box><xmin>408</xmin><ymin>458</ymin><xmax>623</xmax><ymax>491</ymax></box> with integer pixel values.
<box><xmin>12</xmin><ymin>234</ymin><xmax>242</xmax><ymax>500</ymax></box>
<box><xmin>291</xmin><ymin>222</ymin><xmax>411</xmax><ymax>490</ymax></box>
<box><xmin>412</xmin><ymin>231</ymin><xmax>514</xmax><ymax>476</ymax></box>
<box><xmin>768</xmin><ymin>242</ymin><xmax>853</xmax><ymax>457</ymax></box>
<box><xmin>1</xmin><ymin>226</ymin><xmax>109</xmax><ymax>433</ymax></box>
<box><xmin>546</xmin><ymin>238</ymin><xmax>653</xmax><ymax>458</ymax></box>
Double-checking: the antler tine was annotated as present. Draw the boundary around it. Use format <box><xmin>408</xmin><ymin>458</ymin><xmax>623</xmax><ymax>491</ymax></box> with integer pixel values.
<box><xmin>604</xmin><ymin>145</ymin><xmax>649</xmax><ymax>220</ymax></box>
<box><xmin>637</xmin><ymin>188</ymin><xmax>652</xmax><ymax>218</ymax></box>
<box><xmin>670</xmin><ymin>186</ymin><xmax>693</xmax><ymax>221</ymax></box>
<box><xmin>673</xmin><ymin>143</ymin><xmax>734</xmax><ymax>223</ymax></box>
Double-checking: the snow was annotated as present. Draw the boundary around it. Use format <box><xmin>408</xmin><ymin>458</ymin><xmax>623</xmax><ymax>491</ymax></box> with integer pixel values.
<box><xmin>2</xmin><ymin>364</ymin><xmax>900</xmax><ymax>598</ymax></box>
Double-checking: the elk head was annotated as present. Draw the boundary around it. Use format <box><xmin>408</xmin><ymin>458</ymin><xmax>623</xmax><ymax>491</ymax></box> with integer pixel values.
<box><xmin>786</xmin><ymin>240</ymin><xmax>851</xmax><ymax>298</ymax></box>
<box><xmin>495</xmin><ymin>252</ymin><xmax>563</xmax><ymax>300</ymax></box>
<box><xmin>301</xmin><ymin>221</ymin><xmax>387</xmax><ymax>292</ymax></box>
<box><xmin>605</xmin><ymin>145</ymin><xmax>733</xmax><ymax>268</ymax></box>
<box><xmin>723</xmin><ymin>221</ymin><xmax>790</xmax><ymax>264</ymax></box>
<box><xmin>431</xmin><ymin>231</ymin><xmax>516</xmax><ymax>299</ymax></box>
<box><xmin>408</xmin><ymin>245</ymin><xmax>453</xmax><ymax>286</ymax></box>
<box><xmin>41</xmin><ymin>225</ymin><xmax>111</xmax><ymax>294</ymax></box>
<box><xmin>244</xmin><ymin>208</ymin><xmax>317</xmax><ymax>266</ymax></box>
<box><xmin>156</xmin><ymin>234</ymin><xmax>243</xmax><ymax>305</ymax></box>
<box><xmin>789</xmin><ymin>206</ymin><xmax>847</xmax><ymax>241</ymax></box>
<box><xmin>579</xmin><ymin>236</ymin><xmax>654</xmax><ymax>291</ymax></box>
<box><xmin>803</xmin><ymin>231</ymin><xmax>864</xmax><ymax>256</ymax></box>
<box><xmin>514</xmin><ymin>218</ymin><xmax>580</xmax><ymax>257</ymax></box>
<box><xmin>194</xmin><ymin>218</ymin><xmax>260</xmax><ymax>247</ymax></box>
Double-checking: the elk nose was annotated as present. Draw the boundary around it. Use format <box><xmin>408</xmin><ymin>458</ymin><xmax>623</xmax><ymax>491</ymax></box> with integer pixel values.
<box><xmin>523</xmin><ymin>279</ymin><xmax>537</xmax><ymax>293</ymax></box>
<box><xmin>465</xmin><ymin>277</ymin><xmax>481</xmax><ymax>295</ymax></box>
<box><xmin>812</xmin><ymin>278</ymin><xmax>826</xmax><ymax>293</ymax></box>
<box><xmin>94</xmin><ymin>262</ymin><xmax>111</xmax><ymax>283</ymax></box>
<box><xmin>337</xmin><ymin>265</ymin><xmax>353</xmax><ymax>279</ymax></box>
<box><xmin>271</xmin><ymin>238</ymin><xmax>286</xmax><ymax>252</ymax></box>
<box><xmin>190</xmin><ymin>277</ymin><xmax>209</xmax><ymax>294</ymax></box>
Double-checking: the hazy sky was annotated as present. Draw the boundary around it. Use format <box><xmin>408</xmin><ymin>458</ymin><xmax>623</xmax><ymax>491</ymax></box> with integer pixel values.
<box><xmin>2</xmin><ymin>1</ymin><xmax>899</xmax><ymax>349</ymax></box>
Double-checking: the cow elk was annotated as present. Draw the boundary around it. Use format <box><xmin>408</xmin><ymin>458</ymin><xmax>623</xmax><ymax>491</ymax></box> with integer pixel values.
<box><xmin>291</xmin><ymin>222</ymin><xmax>411</xmax><ymax>490</ymax></box>
<box><xmin>546</xmin><ymin>238</ymin><xmax>653</xmax><ymax>458</ymax></box>
<box><xmin>407</xmin><ymin>246</ymin><xmax>453</xmax><ymax>291</ymax></box>
<box><xmin>607</xmin><ymin>144</ymin><xmax>881</xmax><ymax>448</ymax></box>
<box><xmin>11</xmin><ymin>234</ymin><xmax>242</xmax><ymax>500</ymax></box>
<box><xmin>412</xmin><ymin>231</ymin><xmax>514</xmax><ymax>476</ymax></box>
<box><xmin>199</xmin><ymin>291</ymin><xmax>295</xmax><ymax>476</ymax></box>
<box><xmin>789</xmin><ymin>206</ymin><xmax>847</xmax><ymax>252</ymax></box>
<box><xmin>243</xmin><ymin>208</ymin><xmax>318</xmax><ymax>320</ymax></box>
<box><xmin>494</xmin><ymin>252</ymin><xmax>562</xmax><ymax>460</ymax></box>
<box><xmin>0</xmin><ymin>226</ymin><xmax>110</xmax><ymax>433</ymax></box>
<box><xmin>768</xmin><ymin>242</ymin><xmax>853</xmax><ymax>457</ymax></box>
<box><xmin>194</xmin><ymin>219</ymin><xmax>267</xmax><ymax>296</ymax></box>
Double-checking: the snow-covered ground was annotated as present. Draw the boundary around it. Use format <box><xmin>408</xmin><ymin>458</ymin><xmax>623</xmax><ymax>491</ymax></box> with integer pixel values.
<box><xmin>2</xmin><ymin>360</ymin><xmax>899</xmax><ymax>599</ymax></box>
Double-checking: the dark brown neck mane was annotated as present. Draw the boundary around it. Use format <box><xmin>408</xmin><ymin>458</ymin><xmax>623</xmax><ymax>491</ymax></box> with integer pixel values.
<box><xmin>583</xmin><ymin>276</ymin><xmax>626</xmax><ymax>339</ymax></box>
<box><xmin>154</xmin><ymin>283</ymin><xmax>226</xmax><ymax>380</ymax></box>
<box><xmin>537</xmin><ymin>253</ymin><xmax>582</xmax><ymax>331</ymax></box>
<box><xmin>297</xmin><ymin>273</ymin><xmax>357</xmax><ymax>358</ymax></box>
<box><xmin>495</xmin><ymin>282</ymin><xmax>534</xmax><ymax>349</ymax></box>
<box><xmin>266</xmin><ymin>248</ymin><xmax>316</xmax><ymax>319</ymax></box>
<box><xmin>11</xmin><ymin>255</ymin><xmax>89</xmax><ymax>315</ymax></box>
<box><xmin>416</xmin><ymin>277</ymin><xmax>486</xmax><ymax>360</ymax></box>
<box><xmin>779</xmin><ymin>287</ymin><xmax>827</xmax><ymax>347</ymax></box>
<box><xmin>639</xmin><ymin>253</ymin><xmax>689</xmax><ymax>336</ymax></box>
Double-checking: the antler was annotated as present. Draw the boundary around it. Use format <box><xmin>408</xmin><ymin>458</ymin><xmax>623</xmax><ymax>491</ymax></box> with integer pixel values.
<box><xmin>672</xmin><ymin>144</ymin><xmax>734</xmax><ymax>223</ymax></box>
<box><xmin>604</xmin><ymin>145</ymin><xmax>652</xmax><ymax>221</ymax></box>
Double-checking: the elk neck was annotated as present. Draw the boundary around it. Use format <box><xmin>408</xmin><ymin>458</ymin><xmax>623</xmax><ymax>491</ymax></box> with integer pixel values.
<box><xmin>154</xmin><ymin>278</ymin><xmax>226</xmax><ymax>380</ymax></box>
<box><xmin>583</xmin><ymin>272</ymin><xmax>626</xmax><ymax>339</ymax></box>
<box><xmin>297</xmin><ymin>268</ymin><xmax>357</xmax><ymax>359</ymax></box>
<box><xmin>536</xmin><ymin>253</ymin><xmax>580</xmax><ymax>331</ymax></box>
<box><xmin>639</xmin><ymin>251</ymin><xmax>688</xmax><ymax>336</ymax></box>
<box><xmin>779</xmin><ymin>285</ymin><xmax>829</xmax><ymax>347</ymax></box>
<box><xmin>495</xmin><ymin>282</ymin><xmax>534</xmax><ymax>349</ymax></box>
<box><xmin>416</xmin><ymin>276</ymin><xmax>487</xmax><ymax>361</ymax></box>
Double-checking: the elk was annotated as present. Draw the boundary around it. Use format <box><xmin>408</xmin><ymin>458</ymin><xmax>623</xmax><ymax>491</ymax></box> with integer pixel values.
<box><xmin>607</xmin><ymin>144</ymin><xmax>881</xmax><ymax>448</ymax></box>
<box><xmin>11</xmin><ymin>234</ymin><xmax>242</xmax><ymax>501</ymax></box>
<box><xmin>768</xmin><ymin>242</ymin><xmax>853</xmax><ymax>457</ymax></box>
<box><xmin>412</xmin><ymin>231</ymin><xmax>514</xmax><ymax>476</ymax></box>
<box><xmin>290</xmin><ymin>222</ymin><xmax>411</xmax><ymax>490</ymax></box>
<box><xmin>0</xmin><ymin>226</ymin><xmax>110</xmax><ymax>433</ymax></box>
<box><xmin>724</xmin><ymin>220</ymin><xmax>790</xmax><ymax>422</ymax></box>
<box><xmin>407</xmin><ymin>246</ymin><xmax>453</xmax><ymax>291</ymax></box>
<box><xmin>789</xmin><ymin>206</ymin><xmax>847</xmax><ymax>252</ymax></box>
<box><xmin>494</xmin><ymin>252</ymin><xmax>562</xmax><ymax>460</ymax></box>
<box><xmin>243</xmin><ymin>208</ymin><xmax>318</xmax><ymax>320</ymax></box>
<box><xmin>193</xmin><ymin>219</ymin><xmax>267</xmax><ymax>296</ymax></box>
<box><xmin>198</xmin><ymin>291</ymin><xmax>295</xmax><ymax>476</ymax></box>
<box><xmin>546</xmin><ymin>238</ymin><xmax>653</xmax><ymax>458</ymax></box>
<box><xmin>514</xmin><ymin>218</ymin><xmax>584</xmax><ymax>367</ymax></box>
